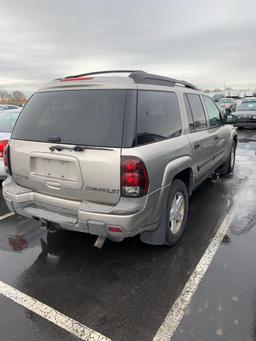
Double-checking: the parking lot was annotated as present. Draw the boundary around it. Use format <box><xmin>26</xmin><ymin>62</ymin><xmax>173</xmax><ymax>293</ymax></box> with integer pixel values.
<box><xmin>0</xmin><ymin>129</ymin><xmax>254</xmax><ymax>340</ymax></box>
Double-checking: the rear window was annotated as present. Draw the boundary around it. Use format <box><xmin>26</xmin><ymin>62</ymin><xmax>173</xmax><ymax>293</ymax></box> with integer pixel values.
<box><xmin>136</xmin><ymin>90</ymin><xmax>182</xmax><ymax>146</ymax></box>
<box><xmin>185</xmin><ymin>94</ymin><xmax>207</xmax><ymax>128</ymax></box>
<box><xmin>12</xmin><ymin>90</ymin><xmax>127</xmax><ymax>147</ymax></box>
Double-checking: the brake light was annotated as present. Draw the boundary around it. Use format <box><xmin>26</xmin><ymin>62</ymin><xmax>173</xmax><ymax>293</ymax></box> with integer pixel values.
<box><xmin>0</xmin><ymin>140</ymin><xmax>8</xmax><ymax>158</ymax></box>
<box><xmin>61</xmin><ymin>77</ymin><xmax>93</xmax><ymax>82</ymax></box>
<box><xmin>121</xmin><ymin>156</ymin><xmax>149</xmax><ymax>197</ymax></box>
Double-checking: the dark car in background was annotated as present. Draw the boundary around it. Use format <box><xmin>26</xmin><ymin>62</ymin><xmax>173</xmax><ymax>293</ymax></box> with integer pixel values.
<box><xmin>240</xmin><ymin>97</ymin><xmax>256</xmax><ymax>104</ymax></box>
<box><xmin>233</xmin><ymin>101</ymin><xmax>256</xmax><ymax>128</ymax></box>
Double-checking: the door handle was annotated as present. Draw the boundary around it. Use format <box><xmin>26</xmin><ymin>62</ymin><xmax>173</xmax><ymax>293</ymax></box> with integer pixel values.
<box><xmin>46</xmin><ymin>181</ymin><xmax>61</xmax><ymax>190</ymax></box>
<box><xmin>194</xmin><ymin>142</ymin><xmax>200</xmax><ymax>149</ymax></box>
<box><xmin>214</xmin><ymin>135</ymin><xmax>219</xmax><ymax>140</ymax></box>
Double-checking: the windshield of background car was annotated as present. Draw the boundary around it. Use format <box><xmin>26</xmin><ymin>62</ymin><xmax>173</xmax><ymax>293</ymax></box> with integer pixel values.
<box><xmin>12</xmin><ymin>90</ymin><xmax>127</xmax><ymax>147</ymax></box>
<box><xmin>242</xmin><ymin>98</ymin><xmax>256</xmax><ymax>103</ymax></box>
<box><xmin>237</xmin><ymin>102</ymin><xmax>256</xmax><ymax>111</ymax></box>
<box><xmin>0</xmin><ymin>110</ymin><xmax>20</xmax><ymax>132</ymax></box>
<box><xmin>220</xmin><ymin>98</ymin><xmax>233</xmax><ymax>103</ymax></box>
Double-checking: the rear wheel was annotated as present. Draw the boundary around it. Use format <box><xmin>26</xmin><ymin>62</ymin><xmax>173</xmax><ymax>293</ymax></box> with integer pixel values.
<box><xmin>219</xmin><ymin>141</ymin><xmax>236</xmax><ymax>175</ymax></box>
<box><xmin>165</xmin><ymin>179</ymin><xmax>189</xmax><ymax>246</ymax></box>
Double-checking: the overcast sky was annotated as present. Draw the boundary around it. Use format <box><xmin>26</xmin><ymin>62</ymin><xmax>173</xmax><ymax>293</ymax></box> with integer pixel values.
<box><xmin>1</xmin><ymin>0</ymin><xmax>256</xmax><ymax>93</ymax></box>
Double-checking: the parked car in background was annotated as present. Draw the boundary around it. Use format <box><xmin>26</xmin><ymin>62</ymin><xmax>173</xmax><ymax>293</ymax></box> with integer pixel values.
<box><xmin>213</xmin><ymin>93</ymin><xmax>225</xmax><ymax>102</ymax></box>
<box><xmin>0</xmin><ymin>104</ymin><xmax>21</xmax><ymax>111</ymax></box>
<box><xmin>233</xmin><ymin>101</ymin><xmax>256</xmax><ymax>128</ymax></box>
<box><xmin>240</xmin><ymin>97</ymin><xmax>256</xmax><ymax>104</ymax></box>
<box><xmin>0</xmin><ymin>108</ymin><xmax>21</xmax><ymax>179</ymax></box>
<box><xmin>3</xmin><ymin>70</ymin><xmax>237</xmax><ymax>247</ymax></box>
<box><xmin>217</xmin><ymin>98</ymin><xmax>237</xmax><ymax>114</ymax></box>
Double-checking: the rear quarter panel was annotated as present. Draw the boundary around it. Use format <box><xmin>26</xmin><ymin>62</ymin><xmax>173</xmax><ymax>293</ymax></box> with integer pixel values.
<box><xmin>122</xmin><ymin>135</ymin><xmax>194</xmax><ymax>194</ymax></box>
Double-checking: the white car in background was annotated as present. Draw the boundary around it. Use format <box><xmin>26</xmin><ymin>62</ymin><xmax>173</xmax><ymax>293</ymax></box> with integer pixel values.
<box><xmin>0</xmin><ymin>108</ymin><xmax>21</xmax><ymax>179</ymax></box>
<box><xmin>0</xmin><ymin>104</ymin><xmax>21</xmax><ymax>111</ymax></box>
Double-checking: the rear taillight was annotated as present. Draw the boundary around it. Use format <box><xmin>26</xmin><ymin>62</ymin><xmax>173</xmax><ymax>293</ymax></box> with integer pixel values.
<box><xmin>0</xmin><ymin>140</ymin><xmax>8</xmax><ymax>158</ymax></box>
<box><xmin>121</xmin><ymin>156</ymin><xmax>149</xmax><ymax>197</ymax></box>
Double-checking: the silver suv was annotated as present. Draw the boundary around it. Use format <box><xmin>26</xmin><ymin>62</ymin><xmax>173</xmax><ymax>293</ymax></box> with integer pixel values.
<box><xmin>3</xmin><ymin>71</ymin><xmax>237</xmax><ymax>246</ymax></box>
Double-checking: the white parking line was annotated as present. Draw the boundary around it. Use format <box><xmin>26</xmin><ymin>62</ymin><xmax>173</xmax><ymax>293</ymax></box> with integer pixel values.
<box><xmin>0</xmin><ymin>212</ymin><xmax>14</xmax><ymax>221</ymax></box>
<box><xmin>153</xmin><ymin>175</ymin><xmax>254</xmax><ymax>341</ymax></box>
<box><xmin>0</xmin><ymin>280</ymin><xmax>111</xmax><ymax>341</ymax></box>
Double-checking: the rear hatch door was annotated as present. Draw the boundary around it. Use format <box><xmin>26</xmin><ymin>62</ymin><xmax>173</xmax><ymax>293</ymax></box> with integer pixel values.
<box><xmin>10</xmin><ymin>89</ymin><xmax>127</xmax><ymax>205</ymax></box>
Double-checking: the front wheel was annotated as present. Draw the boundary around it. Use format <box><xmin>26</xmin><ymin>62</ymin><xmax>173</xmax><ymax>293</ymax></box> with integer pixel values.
<box><xmin>165</xmin><ymin>179</ymin><xmax>189</xmax><ymax>246</ymax></box>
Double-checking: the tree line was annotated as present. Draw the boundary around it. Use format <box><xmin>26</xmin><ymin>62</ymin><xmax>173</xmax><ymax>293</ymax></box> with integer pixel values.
<box><xmin>0</xmin><ymin>89</ymin><xmax>27</xmax><ymax>106</ymax></box>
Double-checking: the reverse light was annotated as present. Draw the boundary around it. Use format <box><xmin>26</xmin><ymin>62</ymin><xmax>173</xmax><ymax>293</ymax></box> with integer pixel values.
<box><xmin>121</xmin><ymin>156</ymin><xmax>149</xmax><ymax>197</ymax></box>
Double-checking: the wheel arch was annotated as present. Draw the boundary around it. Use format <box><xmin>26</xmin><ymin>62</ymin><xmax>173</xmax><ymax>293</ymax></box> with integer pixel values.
<box><xmin>161</xmin><ymin>156</ymin><xmax>194</xmax><ymax>194</ymax></box>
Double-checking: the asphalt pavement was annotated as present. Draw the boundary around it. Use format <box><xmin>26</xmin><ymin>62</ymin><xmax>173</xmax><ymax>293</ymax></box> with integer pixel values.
<box><xmin>0</xmin><ymin>129</ymin><xmax>255</xmax><ymax>341</ymax></box>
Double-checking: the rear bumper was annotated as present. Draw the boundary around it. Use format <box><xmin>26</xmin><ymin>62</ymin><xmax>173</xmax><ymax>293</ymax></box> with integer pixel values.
<box><xmin>3</xmin><ymin>177</ymin><xmax>168</xmax><ymax>239</ymax></box>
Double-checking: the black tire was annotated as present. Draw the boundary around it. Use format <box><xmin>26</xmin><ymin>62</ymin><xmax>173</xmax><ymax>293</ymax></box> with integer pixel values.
<box><xmin>219</xmin><ymin>141</ymin><xmax>236</xmax><ymax>176</ymax></box>
<box><xmin>165</xmin><ymin>179</ymin><xmax>189</xmax><ymax>246</ymax></box>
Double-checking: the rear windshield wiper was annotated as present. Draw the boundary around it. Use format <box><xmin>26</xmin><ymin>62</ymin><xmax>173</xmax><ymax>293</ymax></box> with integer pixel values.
<box><xmin>49</xmin><ymin>145</ymin><xmax>114</xmax><ymax>152</ymax></box>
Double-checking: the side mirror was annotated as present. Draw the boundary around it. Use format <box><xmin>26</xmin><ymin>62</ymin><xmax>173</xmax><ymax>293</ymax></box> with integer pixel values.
<box><xmin>224</xmin><ymin>115</ymin><xmax>237</xmax><ymax>124</ymax></box>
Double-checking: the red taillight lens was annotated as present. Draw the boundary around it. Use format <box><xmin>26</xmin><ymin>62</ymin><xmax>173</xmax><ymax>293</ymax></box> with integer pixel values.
<box><xmin>121</xmin><ymin>156</ymin><xmax>149</xmax><ymax>197</ymax></box>
<box><xmin>0</xmin><ymin>140</ymin><xmax>8</xmax><ymax>158</ymax></box>
<box><xmin>108</xmin><ymin>227</ymin><xmax>122</xmax><ymax>233</ymax></box>
<box><xmin>61</xmin><ymin>76</ymin><xmax>93</xmax><ymax>82</ymax></box>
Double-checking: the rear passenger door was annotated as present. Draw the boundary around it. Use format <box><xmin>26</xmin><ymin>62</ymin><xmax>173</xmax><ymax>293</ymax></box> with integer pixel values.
<box><xmin>202</xmin><ymin>95</ymin><xmax>229</xmax><ymax>167</ymax></box>
<box><xmin>184</xmin><ymin>94</ymin><xmax>215</xmax><ymax>184</ymax></box>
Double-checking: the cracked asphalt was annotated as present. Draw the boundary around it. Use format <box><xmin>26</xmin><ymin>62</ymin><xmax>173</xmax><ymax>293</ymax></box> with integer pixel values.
<box><xmin>0</xmin><ymin>129</ymin><xmax>256</xmax><ymax>341</ymax></box>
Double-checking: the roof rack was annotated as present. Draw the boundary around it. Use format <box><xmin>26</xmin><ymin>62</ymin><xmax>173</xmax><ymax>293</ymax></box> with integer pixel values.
<box><xmin>64</xmin><ymin>70</ymin><xmax>142</xmax><ymax>79</ymax></box>
<box><xmin>63</xmin><ymin>70</ymin><xmax>198</xmax><ymax>90</ymax></box>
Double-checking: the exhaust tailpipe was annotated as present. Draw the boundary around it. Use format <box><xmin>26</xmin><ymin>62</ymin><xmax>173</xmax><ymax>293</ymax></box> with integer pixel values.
<box><xmin>94</xmin><ymin>236</ymin><xmax>106</xmax><ymax>249</ymax></box>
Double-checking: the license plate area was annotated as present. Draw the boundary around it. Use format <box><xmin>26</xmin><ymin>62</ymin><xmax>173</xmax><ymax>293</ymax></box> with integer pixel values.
<box><xmin>30</xmin><ymin>153</ymin><xmax>82</xmax><ymax>188</ymax></box>
<box><xmin>31</xmin><ymin>158</ymin><xmax>78</xmax><ymax>181</ymax></box>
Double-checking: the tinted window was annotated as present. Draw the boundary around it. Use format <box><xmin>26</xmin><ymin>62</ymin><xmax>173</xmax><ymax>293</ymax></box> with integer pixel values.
<box><xmin>186</xmin><ymin>94</ymin><xmax>207</xmax><ymax>128</ymax></box>
<box><xmin>202</xmin><ymin>96</ymin><xmax>221</xmax><ymax>126</ymax></box>
<box><xmin>12</xmin><ymin>90</ymin><xmax>126</xmax><ymax>147</ymax></box>
<box><xmin>0</xmin><ymin>110</ymin><xmax>20</xmax><ymax>132</ymax></box>
<box><xmin>184</xmin><ymin>95</ymin><xmax>195</xmax><ymax>131</ymax></box>
<box><xmin>136</xmin><ymin>91</ymin><xmax>182</xmax><ymax>146</ymax></box>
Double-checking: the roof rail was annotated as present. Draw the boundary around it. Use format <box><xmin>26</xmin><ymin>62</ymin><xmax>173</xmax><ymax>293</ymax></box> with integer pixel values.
<box><xmin>64</xmin><ymin>70</ymin><xmax>143</xmax><ymax>79</ymax></box>
<box><xmin>63</xmin><ymin>70</ymin><xmax>198</xmax><ymax>90</ymax></box>
<box><xmin>129</xmin><ymin>71</ymin><xmax>198</xmax><ymax>90</ymax></box>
